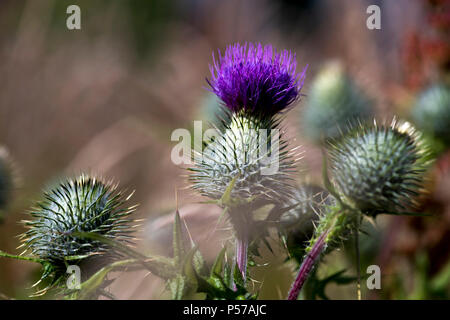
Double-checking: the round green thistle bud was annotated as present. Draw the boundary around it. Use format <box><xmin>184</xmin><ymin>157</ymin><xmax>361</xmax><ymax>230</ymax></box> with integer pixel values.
<box><xmin>189</xmin><ymin>112</ymin><xmax>297</xmax><ymax>205</ymax></box>
<box><xmin>21</xmin><ymin>174</ymin><xmax>137</xmax><ymax>273</ymax></box>
<box><xmin>328</xmin><ymin>120</ymin><xmax>430</xmax><ymax>216</ymax></box>
<box><xmin>411</xmin><ymin>84</ymin><xmax>450</xmax><ymax>147</ymax></box>
<box><xmin>302</xmin><ymin>62</ymin><xmax>373</xmax><ymax>142</ymax></box>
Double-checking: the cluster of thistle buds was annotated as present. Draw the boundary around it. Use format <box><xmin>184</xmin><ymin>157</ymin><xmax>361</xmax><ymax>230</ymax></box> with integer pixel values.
<box><xmin>188</xmin><ymin>42</ymin><xmax>433</xmax><ymax>300</ymax></box>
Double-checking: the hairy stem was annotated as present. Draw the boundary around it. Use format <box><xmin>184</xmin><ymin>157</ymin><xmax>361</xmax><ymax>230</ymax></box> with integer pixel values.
<box><xmin>287</xmin><ymin>230</ymin><xmax>329</xmax><ymax>300</ymax></box>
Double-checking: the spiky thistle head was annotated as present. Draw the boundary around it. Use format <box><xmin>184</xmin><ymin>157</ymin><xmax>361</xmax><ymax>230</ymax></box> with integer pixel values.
<box><xmin>302</xmin><ymin>61</ymin><xmax>373</xmax><ymax>142</ymax></box>
<box><xmin>328</xmin><ymin>120</ymin><xmax>431</xmax><ymax>216</ymax></box>
<box><xmin>20</xmin><ymin>174</ymin><xmax>137</xmax><ymax>280</ymax></box>
<box><xmin>411</xmin><ymin>84</ymin><xmax>450</xmax><ymax>147</ymax></box>
<box><xmin>207</xmin><ymin>42</ymin><xmax>307</xmax><ymax>119</ymax></box>
<box><xmin>189</xmin><ymin>112</ymin><xmax>298</xmax><ymax>206</ymax></box>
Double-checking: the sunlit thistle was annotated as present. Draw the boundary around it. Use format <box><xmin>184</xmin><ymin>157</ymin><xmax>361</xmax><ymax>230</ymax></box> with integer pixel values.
<box><xmin>190</xmin><ymin>43</ymin><xmax>306</xmax><ymax>281</ymax></box>
<box><xmin>20</xmin><ymin>174</ymin><xmax>137</xmax><ymax>282</ymax></box>
<box><xmin>328</xmin><ymin>120</ymin><xmax>430</xmax><ymax>216</ymax></box>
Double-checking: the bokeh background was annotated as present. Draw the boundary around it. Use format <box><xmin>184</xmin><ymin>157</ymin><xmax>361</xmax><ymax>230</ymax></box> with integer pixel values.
<box><xmin>0</xmin><ymin>0</ymin><xmax>449</xmax><ymax>299</ymax></box>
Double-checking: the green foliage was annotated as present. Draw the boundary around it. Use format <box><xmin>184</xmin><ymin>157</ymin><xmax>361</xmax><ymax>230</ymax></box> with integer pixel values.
<box><xmin>196</xmin><ymin>247</ymin><xmax>257</xmax><ymax>300</ymax></box>
<box><xmin>303</xmin><ymin>268</ymin><xmax>358</xmax><ymax>300</ymax></box>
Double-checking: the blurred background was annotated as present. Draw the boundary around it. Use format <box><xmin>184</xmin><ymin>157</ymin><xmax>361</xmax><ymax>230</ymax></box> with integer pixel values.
<box><xmin>0</xmin><ymin>0</ymin><xmax>449</xmax><ymax>299</ymax></box>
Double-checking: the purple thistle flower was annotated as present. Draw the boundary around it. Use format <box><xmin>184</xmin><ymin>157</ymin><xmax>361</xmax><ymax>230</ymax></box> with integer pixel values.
<box><xmin>207</xmin><ymin>43</ymin><xmax>307</xmax><ymax>118</ymax></box>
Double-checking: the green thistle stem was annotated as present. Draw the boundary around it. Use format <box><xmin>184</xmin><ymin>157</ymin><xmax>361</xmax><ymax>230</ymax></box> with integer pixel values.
<box><xmin>287</xmin><ymin>202</ymin><xmax>360</xmax><ymax>300</ymax></box>
<box><xmin>287</xmin><ymin>204</ymin><xmax>348</xmax><ymax>300</ymax></box>
<box><xmin>0</xmin><ymin>250</ymin><xmax>44</xmax><ymax>264</ymax></box>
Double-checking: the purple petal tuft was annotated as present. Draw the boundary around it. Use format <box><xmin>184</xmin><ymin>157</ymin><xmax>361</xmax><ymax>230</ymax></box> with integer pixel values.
<box><xmin>207</xmin><ymin>43</ymin><xmax>307</xmax><ymax>118</ymax></box>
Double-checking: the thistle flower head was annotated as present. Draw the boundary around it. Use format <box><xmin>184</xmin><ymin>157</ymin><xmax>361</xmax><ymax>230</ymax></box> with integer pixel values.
<box><xmin>21</xmin><ymin>174</ymin><xmax>136</xmax><ymax>270</ymax></box>
<box><xmin>328</xmin><ymin>120</ymin><xmax>430</xmax><ymax>216</ymax></box>
<box><xmin>411</xmin><ymin>84</ymin><xmax>450</xmax><ymax>147</ymax></box>
<box><xmin>207</xmin><ymin>43</ymin><xmax>307</xmax><ymax>119</ymax></box>
<box><xmin>302</xmin><ymin>61</ymin><xmax>372</xmax><ymax>142</ymax></box>
<box><xmin>190</xmin><ymin>114</ymin><xmax>297</xmax><ymax>205</ymax></box>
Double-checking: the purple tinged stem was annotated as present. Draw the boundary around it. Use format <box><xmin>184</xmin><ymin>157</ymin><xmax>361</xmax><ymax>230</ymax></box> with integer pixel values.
<box><xmin>287</xmin><ymin>230</ymin><xmax>329</xmax><ymax>300</ymax></box>
<box><xmin>236</xmin><ymin>231</ymin><xmax>249</xmax><ymax>283</ymax></box>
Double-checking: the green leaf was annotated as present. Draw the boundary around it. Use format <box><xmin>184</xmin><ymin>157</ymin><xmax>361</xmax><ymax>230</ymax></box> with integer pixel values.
<box><xmin>233</xmin><ymin>261</ymin><xmax>245</xmax><ymax>288</ymax></box>
<box><xmin>73</xmin><ymin>231</ymin><xmax>177</xmax><ymax>279</ymax></box>
<box><xmin>431</xmin><ymin>259</ymin><xmax>450</xmax><ymax>293</ymax></box>
<box><xmin>64</xmin><ymin>254</ymin><xmax>92</xmax><ymax>261</ymax></box>
<box><xmin>211</xmin><ymin>247</ymin><xmax>227</xmax><ymax>277</ymax></box>
<box><xmin>173</xmin><ymin>210</ymin><xmax>186</xmax><ymax>267</ymax></box>
<box><xmin>192</xmin><ymin>249</ymin><xmax>208</xmax><ymax>277</ymax></box>
<box><xmin>219</xmin><ymin>174</ymin><xmax>239</xmax><ymax>207</ymax></box>
<box><xmin>309</xmin><ymin>269</ymin><xmax>358</xmax><ymax>300</ymax></box>
<box><xmin>72</xmin><ymin>259</ymin><xmax>137</xmax><ymax>300</ymax></box>
<box><xmin>321</xmin><ymin>149</ymin><xmax>342</xmax><ymax>205</ymax></box>
<box><xmin>168</xmin><ymin>274</ymin><xmax>187</xmax><ymax>300</ymax></box>
<box><xmin>182</xmin><ymin>246</ymin><xmax>199</xmax><ymax>290</ymax></box>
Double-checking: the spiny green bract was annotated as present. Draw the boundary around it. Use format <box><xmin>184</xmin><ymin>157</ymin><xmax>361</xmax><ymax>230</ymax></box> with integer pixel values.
<box><xmin>279</xmin><ymin>185</ymin><xmax>335</xmax><ymax>262</ymax></box>
<box><xmin>280</xmin><ymin>185</ymin><xmax>333</xmax><ymax>231</ymax></box>
<box><xmin>21</xmin><ymin>175</ymin><xmax>137</xmax><ymax>271</ymax></box>
<box><xmin>328</xmin><ymin>120</ymin><xmax>430</xmax><ymax>216</ymax></box>
<box><xmin>302</xmin><ymin>62</ymin><xmax>372</xmax><ymax>142</ymax></box>
<box><xmin>189</xmin><ymin>112</ymin><xmax>298</xmax><ymax>205</ymax></box>
<box><xmin>411</xmin><ymin>84</ymin><xmax>450</xmax><ymax>147</ymax></box>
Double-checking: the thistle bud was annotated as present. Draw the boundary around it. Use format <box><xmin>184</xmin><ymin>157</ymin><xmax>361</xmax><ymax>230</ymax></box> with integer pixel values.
<box><xmin>190</xmin><ymin>113</ymin><xmax>297</xmax><ymax>205</ymax></box>
<box><xmin>328</xmin><ymin>120</ymin><xmax>430</xmax><ymax>216</ymax></box>
<box><xmin>302</xmin><ymin>62</ymin><xmax>372</xmax><ymax>142</ymax></box>
<box><xmin>21</xmin><ymin>174</ymin><xmax>137</xmax><ymax>282</ymax></box>
<box><xmin>411</xmin><ymin>84</ymin><xmax>450</xmax><ymax>148</ymax></box>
